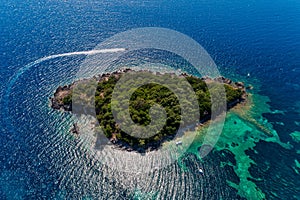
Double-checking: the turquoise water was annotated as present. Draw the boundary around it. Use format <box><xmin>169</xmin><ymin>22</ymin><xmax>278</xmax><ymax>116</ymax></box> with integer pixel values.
<box><xmin>1</xmin><ymin>0</ymin><xmax>299</xmax><ymax>199</ymax></box>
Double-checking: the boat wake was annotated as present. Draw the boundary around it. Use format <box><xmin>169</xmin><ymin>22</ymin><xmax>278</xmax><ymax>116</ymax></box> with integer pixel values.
<box><xmin>2</xmin><ymin>48</ymin><xmax>126</xmax><ymax>133</ymax></box>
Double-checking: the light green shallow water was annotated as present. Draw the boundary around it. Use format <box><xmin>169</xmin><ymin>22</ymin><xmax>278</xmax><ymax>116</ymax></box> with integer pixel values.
<box><xmin>180</xmin><ymin>91</ymin><xmax>293</xmax><ymax>200</ymax></box>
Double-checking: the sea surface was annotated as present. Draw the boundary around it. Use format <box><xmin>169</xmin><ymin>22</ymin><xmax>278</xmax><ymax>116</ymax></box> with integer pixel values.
<box><xmin>0</xmin><ymin>0</ymin><xmax>299</xmax><ymax>199</ymax></box>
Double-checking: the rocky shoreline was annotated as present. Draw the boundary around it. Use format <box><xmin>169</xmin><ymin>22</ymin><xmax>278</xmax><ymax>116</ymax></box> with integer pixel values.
<box><xmin>50</xmin><ymin>69</ymin><xmax>248</xmax><ymax>152</ymax></box>
<box><xmin>51</xmin><ymin>84</ymin><xmax>73</xmax><ymax>111</ymax></box>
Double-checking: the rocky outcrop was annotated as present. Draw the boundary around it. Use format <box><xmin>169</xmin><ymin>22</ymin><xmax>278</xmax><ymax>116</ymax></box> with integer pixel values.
<box><xmin>50</xmin><ymin>85</ymin><xmax>73</xmax><ymax>111</ymax></box>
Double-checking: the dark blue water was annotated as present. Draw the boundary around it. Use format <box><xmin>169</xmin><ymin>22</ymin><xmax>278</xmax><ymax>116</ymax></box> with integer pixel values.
<box><xmin>1</xmin><ymin>0</ymin><xmax>299</xmax><ymax>199</ymax></box>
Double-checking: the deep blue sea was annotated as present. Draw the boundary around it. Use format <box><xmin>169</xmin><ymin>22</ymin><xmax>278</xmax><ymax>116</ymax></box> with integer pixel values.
<box><xmin>0</xmin><ymin>0</ymin><xmax>299</xmax><ymax>199</ymax></box>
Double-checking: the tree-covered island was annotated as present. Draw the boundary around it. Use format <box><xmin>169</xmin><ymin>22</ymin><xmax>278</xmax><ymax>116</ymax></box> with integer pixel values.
<box><xmin>51</xmin><ymin>69</ymin><xmax>246</xmax><ymax>151</ymax></box>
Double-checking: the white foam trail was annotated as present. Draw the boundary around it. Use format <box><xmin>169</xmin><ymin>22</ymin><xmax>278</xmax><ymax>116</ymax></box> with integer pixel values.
<box><xmin>2</xmin><ymin>48</ymin><xmax>127</xmax><ymax>122</ymax></box>
<box><xmin>7</xmin><ymin>47</ymin><xmax>126</xmax><ymax>88</ymax></box>
<box><xmin>37</xmin><ymin>48</ymin><xmax>126</xmax><ymax>63</ymax></box>
<box><xmin>44</xmin><ymin>48</ymin><xmax>126</xmax><ymax>60</ymax></box>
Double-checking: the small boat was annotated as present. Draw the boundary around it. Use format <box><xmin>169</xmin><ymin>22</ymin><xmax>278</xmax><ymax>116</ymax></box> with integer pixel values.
<box><xmin>247</xmin><ymin>73</ymin><xmax>250</xmax><ymax>77</ymax></box>
<box><xmin>176</xmin><ymin>141</ymin><xmax>182</xmax><ymax>146</ymax></box>
<box><xmin>198</xmin><ymin>168</ymin><xmax>204</xmax><ymax>174</ymax></box>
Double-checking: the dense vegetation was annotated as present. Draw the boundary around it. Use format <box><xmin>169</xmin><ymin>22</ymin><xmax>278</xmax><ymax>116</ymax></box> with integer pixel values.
<box><xmin>62</xmin><ymin>71</ymin><xmax>244</xmax><ymax>150</ymax></box>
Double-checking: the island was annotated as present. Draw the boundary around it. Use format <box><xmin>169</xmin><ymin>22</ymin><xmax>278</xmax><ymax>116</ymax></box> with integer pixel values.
<box><xmin>51</xmin><ymin>69</ymin><xmax>246</xmax><ymax>152</ymax></box>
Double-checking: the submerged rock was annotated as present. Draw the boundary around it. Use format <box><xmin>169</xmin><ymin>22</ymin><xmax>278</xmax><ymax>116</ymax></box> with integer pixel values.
<box><xmin>70</xmin><ymin>123</ymin><xmax>79</xmax><ymax>135</ymax></box>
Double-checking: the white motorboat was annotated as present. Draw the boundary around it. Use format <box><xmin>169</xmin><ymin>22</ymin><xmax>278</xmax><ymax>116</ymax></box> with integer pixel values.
<box><xmin>198</xmin><ymin>168</ymin><xmax>204</xmax><ymax>174</ymax></box>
